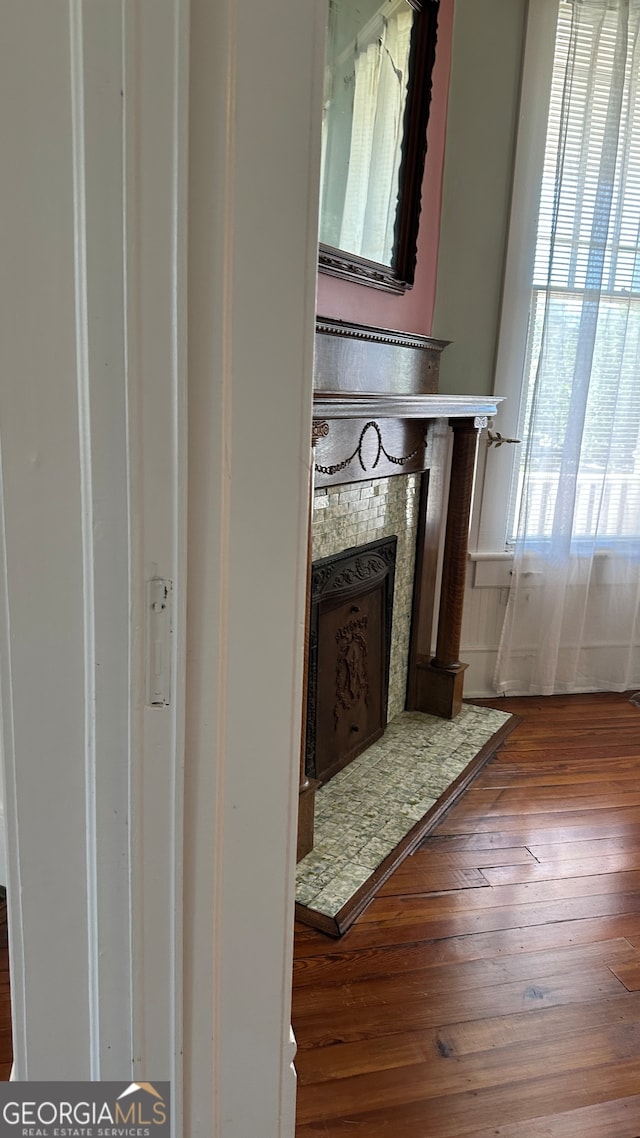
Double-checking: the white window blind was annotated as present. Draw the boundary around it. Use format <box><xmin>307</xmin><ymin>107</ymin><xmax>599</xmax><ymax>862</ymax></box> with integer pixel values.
<box><xmin>508</xmin><ymin>0</ymin><xmax>640</xmax><ymax>544</ymax></box>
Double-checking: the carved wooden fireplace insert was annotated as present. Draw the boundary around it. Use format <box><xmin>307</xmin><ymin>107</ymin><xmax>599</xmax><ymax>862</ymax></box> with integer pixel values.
<box><xmin>306</xmin><ymin>536</ymin><xmax>397</xmax><ymax>786</ymax></box>
<box><xmin>297</xmin><ymin>317</ymin><xmax>502</xmax><ymax>861</ymax></box>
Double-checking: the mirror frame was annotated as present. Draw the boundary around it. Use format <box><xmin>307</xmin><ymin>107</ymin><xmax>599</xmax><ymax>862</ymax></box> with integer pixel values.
<box><xmin>318</xmin><ymin>0</ymin><xmax>440</xmax><ymax>294</ymax></box>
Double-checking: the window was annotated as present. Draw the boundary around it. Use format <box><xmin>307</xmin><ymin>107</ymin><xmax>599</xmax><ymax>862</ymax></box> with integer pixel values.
<box><xmin>479</xmin><ymin>0</ymin><xmax>640</xmax><ymax>552</ymax></box>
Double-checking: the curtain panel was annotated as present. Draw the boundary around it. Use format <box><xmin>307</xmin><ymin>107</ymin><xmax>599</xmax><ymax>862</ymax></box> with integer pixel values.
<box><xmin>496</xmin><ymin>0</ymin><xmax>640</xmax><ymax>695</ymax></box>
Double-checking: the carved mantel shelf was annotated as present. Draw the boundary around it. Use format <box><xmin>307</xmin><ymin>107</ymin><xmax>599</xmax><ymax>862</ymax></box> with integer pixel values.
<box><xmin>312</xmin><ymin>319</ymin><xmax>503</xmax><ymax>489</ymax></box>
<box><xmin>312</xmin><ymin>393</ymin><xmax>503</xmax><ymax>489</ymax></box>
<box><xmin>313</xmin><ymin>392</ymin><xmax>502</xmax><ymax>421</ymax></box>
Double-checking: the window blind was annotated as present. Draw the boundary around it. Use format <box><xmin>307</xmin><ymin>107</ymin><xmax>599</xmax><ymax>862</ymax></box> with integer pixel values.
<box><xmin>509</xmin><ymin>0</ymin><xmax>640</xmax><ymax>542</ymax></box>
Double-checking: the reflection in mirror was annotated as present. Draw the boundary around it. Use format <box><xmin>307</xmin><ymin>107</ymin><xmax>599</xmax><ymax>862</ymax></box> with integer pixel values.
<box><xmin>318</xmin><ymin>0</ymin><xmax>439</xmax><ymax>292</ymax></box>
<box><xmin>320</xmin><ymin>0</ymin><xmax>413</xmax><ymax>265</ymax></box>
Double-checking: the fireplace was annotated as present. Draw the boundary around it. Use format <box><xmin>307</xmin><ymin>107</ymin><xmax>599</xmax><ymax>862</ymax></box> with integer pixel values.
<box><xmin>295</xmin><ymin>317</ymin><xmax>502</xmax><ymax>862</ymax></box>
<box><xmin>305</xmin><ymin>537</ymin><xmax>397</xmax><ymax>785</ymax></box>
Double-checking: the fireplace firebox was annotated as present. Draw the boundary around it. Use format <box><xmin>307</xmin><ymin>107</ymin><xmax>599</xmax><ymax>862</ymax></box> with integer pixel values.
<box><xmin>305</xmin><ymin>536</ymin><xmax>397</xmax><ymax>785</ymax></box>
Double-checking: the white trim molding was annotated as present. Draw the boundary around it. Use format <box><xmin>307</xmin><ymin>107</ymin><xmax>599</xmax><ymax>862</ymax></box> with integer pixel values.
<box><xmin>0</xmin><ymin>0</ymin><xmax>188</xmax><ymax>1106</ymax></box>
<box><xmin>0</xmin><ymin>3</ymin><xmax>324</xmax><ymax>1135</ymax></box>
<box><xmin>184</xmin><ymin>1</ymin><xmax>325</xmax><ymax>1133</ymax></box>
<box><xmin>477</xmin><ymin>0</ymin><xmax>559</xmax><ymax>552</ymax></box>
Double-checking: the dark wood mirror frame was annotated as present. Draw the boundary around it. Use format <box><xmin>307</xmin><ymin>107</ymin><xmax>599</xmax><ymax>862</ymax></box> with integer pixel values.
<box><xmin>318</xmin><ymin>0</ymin><xmax>440</xmax><ymax>294</ymax></box>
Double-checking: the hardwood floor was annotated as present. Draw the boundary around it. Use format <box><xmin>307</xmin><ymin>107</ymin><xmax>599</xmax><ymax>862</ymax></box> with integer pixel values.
<box><xmin>292</xmin><ymin>692</ymin><xmax>640</xmax><ymax>1136</ymax></box>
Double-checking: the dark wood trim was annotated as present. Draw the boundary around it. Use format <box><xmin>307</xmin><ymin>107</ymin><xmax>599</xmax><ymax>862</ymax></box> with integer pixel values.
<box><xmin>295</xmin><ymin>713</ymin><xmax>521</xmax><ymax>937</ymax></box>
<box><xmin>294</xmin><ymin>902</ymin><xmax>341</xmax><ymax>939</ymax></box>
<box><xmin>297</xmin><ymin>453</ymin><xmax>317</xmax><ymax>862</ymax></box>
<box><xmin>318</xmin><ymin>1</ymin><xmax>440</xmax><ymax>292</ymax></box>
<box><xmin>316</xmin><ymin>316</ymin><xmax>450</xmax><ymax>353</ymax></box>
<box><xmin>313</xmin><ymin>395</ymin><xmax>498</xmax><ymax>419</ymax></box>
<box><xmin>317</xmin><ymin>245</ymin><xmax>409</xmax><ymax>294</ymax></box>
<box><xmin>313</xmin><ymin>418</ymin><xmax>431</xmax><ymax>489</ymax></box>
<box><xmin>297</xmin><ymin>777</ymin><xmax>321</xmax><ymax>863</ymax></box>
<box><xmin>412</xmin><ymin>419</ymin><xmax>481</xmax><ymax>718</ymax></box>
<box><xmin>314</xmin><ymin>317</ymin><xmax>448</xmax><ymax>398</ymax></box>
<box><xmin>432</xmin><ymin>420</ymin><xmax>480</xmax><ymax>669</ymax></box>
<box><xmin>393</xmin><ymin>0</ymin><xmax>440</xmax><ymax>289</ymax></box>
<box><xmin>413</xmin><ymin>658</ymin><xmax>468</xmax><ymax>719</ymax></box>
<box><xmin>406</xmin><ymin>470</ymin><xmax>432</xmax><ymax>713</ymax></box>
<box><xmin>406</xmin><ymin>421</ymin><xmax>449</xmax><ymax>708</ymax></box>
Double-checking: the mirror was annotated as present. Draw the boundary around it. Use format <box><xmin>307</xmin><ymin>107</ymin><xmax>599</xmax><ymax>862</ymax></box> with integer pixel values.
<box><xmin>318</xmin><ymin>0</ymin><xmax>439</xmax><ymax>293</ymax></box>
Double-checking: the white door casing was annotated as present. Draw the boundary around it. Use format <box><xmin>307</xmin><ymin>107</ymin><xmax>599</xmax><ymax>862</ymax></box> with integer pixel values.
<box><xmin>0</xmin><ymin>0</ymin><xmax>146</xmax><ymax>1078</ymax></box>
<box><xmin>0</xmin><ymin>0</ymin><xmax>324</xmax><ymax>1134</ymax></box>
<box><xmin>0</xmin><ymin>0</ymin><xmax>190</xmax><ymax>1087</ymax></box>
<box><xmin>185</xmin><ymin>0</ymin><xmax>325</xmax><ymax>1132</ymax></box>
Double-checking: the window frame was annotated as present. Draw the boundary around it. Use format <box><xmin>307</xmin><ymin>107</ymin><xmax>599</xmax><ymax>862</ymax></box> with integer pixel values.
<box><xmin>474</xmin><ymin>0</ymin><xmax>560</xmax><ymax>554</ymax></box>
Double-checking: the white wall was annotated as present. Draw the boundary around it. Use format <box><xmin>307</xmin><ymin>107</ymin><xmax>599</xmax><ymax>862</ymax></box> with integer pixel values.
<box><xmin>430</xmin><ymin>0</ymin><xmax>526</xmax><ymax>691</ymax></box>
<box><xmin>432</xmin><ymin>0</ymin><xmax>527</xmax><ymax>396</ymax></box>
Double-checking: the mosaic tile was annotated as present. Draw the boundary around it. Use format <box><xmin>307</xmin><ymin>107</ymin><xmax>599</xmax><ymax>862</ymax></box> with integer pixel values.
<box><xmin>296</xmin><ymin>704</ymin><xmax>511</xmax><ymax>919</ymax></box>
<box><xmin>356</xmin><ymin>837</ymin><xmax>396</xmax><ymax>870</ymax></box>
<box><xmin>296</xmin><ymin>881</ymin><xmax>322</xmax><ymax>907</ymax></box>
<box><xmin>311</xmin><ymin>865</ymin><xmax>373</xmax><ymax>914</ymax></box>
<box><xmin>312</xmin><ymin>475</ymin><xmax>419</xmax><ymax>720</ymax></box>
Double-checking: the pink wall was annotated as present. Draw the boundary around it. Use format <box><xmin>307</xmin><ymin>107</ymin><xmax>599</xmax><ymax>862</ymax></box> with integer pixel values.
<box><xmin>315</xmin><ymin>0</ymin><xmax>454</xmax><ymax>336</ymax></box>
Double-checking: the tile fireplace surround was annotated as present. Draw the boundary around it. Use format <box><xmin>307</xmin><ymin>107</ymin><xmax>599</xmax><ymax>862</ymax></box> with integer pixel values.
<box><xmin>312</xmin><ymin>475</ymin><xmax>419</xmax><ymax>722</ymax></box>
<box><xmin>297</xmin><ymin>317</ymin><xmax>503</xmax><ymax>891</ymax></box>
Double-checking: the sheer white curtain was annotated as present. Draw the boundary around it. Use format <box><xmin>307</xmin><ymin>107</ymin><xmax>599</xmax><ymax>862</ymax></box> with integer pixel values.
<box><xmin>495</xmin><ymin>0</ymin><xmax>640</xmax><ymax>695</ymax></box>
<box><xmin>339</xmin><ymin>6</ymin><xmax>412</xmax><ymax>263</ymax></box>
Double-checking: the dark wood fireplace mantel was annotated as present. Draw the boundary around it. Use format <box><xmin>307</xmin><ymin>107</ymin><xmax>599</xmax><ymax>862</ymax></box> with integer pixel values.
<box><xmin>312</xmin><ymin>318</ymin><xmax>501</xmax><ymax>493</ymax></box>
<box><xmin>313</xmin><ymin>392</ymin><xmax>501</xmax><ymax>418</ymax></box>
<box><xmin>312</xmin><ymin>392</ymin><xmax>499</xmax><ymax>485</ymax></box>
<box><xmin>296</xmin><ymin>317</ymin><xmax>503</xmax><ymax>861</ymax></box>
<box><xmin>311</xmin><ymin>385</ymin><xmax>502</xmax><ymax>715</ymax></box>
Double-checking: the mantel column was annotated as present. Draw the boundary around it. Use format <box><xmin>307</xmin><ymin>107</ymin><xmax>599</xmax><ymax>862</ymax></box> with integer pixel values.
<box><xmin>412</xmin><ymin>416</ymin><xmax>485</xmax><ymax>718</ymax></box>
<box><xmin>434</xmin><ymin>417</ymin><xmax>479</xmax><ymax>669</ymax></box>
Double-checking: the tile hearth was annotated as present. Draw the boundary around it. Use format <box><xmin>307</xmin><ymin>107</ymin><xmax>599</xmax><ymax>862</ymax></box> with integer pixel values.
<box><xmin>296</xmin><ymin>703</ymin><xmax>512</xmax><ymax>923</ymax></box>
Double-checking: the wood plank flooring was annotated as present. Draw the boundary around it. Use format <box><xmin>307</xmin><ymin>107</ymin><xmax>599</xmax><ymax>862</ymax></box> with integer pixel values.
<box><xmin>292</xmin><ymin>692</ymin><xmax>640</xmax><ymax>1136</ymax></box>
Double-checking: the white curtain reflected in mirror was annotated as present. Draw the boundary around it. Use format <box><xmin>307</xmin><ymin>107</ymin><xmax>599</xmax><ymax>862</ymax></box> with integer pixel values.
<box><xmin>320</xmin><ymin>0</ymin><xmax>414</xmax><ymax>268</ymax></box>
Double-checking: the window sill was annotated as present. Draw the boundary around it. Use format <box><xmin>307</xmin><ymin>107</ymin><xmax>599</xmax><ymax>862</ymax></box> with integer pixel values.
<box><xmin>468</xmin><ymin>542</ymin><xmax>640</xmax><ymax>590</ymax></box>
<box><xmin>468</xmin><ymin>551</ymin><xmax>513</xmax><ymax>588</ymax></box>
